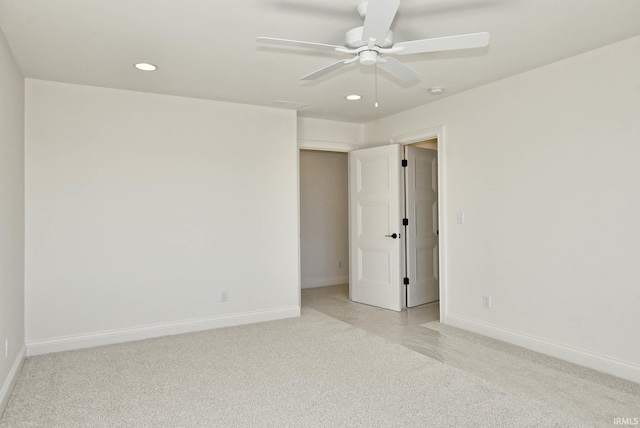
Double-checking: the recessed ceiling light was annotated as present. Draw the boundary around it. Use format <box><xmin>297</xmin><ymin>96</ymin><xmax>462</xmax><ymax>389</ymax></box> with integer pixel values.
<box><xmin>134</xmin><ymin>63</ymin><xmax>158</xmax><ymax>72</ymax></box>
<box><xmin>429</xmin><ymin>87</ymin><xmax>444</xmax><ymax>95</ymax></box>
<box><xmin>345</xmin><ymin>94</ymin><xmax>362</xmax><ymax>101</ymax></box>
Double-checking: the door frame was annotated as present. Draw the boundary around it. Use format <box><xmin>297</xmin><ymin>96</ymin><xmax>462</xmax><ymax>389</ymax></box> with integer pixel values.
<box><xmin>296</xmin><ymin>127</ymin><xmax>446</xmax><ymax>320</ymax></box>
<box><xmin>390</xmin><ymin>125</ymin><xmax>446</xmax><ymax>320</ymax></box>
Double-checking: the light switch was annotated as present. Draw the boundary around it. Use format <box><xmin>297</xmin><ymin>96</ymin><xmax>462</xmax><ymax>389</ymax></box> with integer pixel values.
<box><xmin>457</xmin><ymin>211</ymin><xmax>465</xmax><ymax>224</ymax></box>
<box><xmin>483</xmin><ymin>295</ymin><xmax>492</xmax><ymax>309</ymax></box>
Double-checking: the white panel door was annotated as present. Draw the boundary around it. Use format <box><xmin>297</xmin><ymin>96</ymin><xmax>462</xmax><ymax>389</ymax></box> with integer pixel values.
<box><xmin>349</xmin><ymin>145</ymin><xmax>404</xmax><ymax>311</ymax></box>
<box><xmin>405</xmin><ymin>146</ymin><xmax>439</xmax><ymax>307</ymax></box>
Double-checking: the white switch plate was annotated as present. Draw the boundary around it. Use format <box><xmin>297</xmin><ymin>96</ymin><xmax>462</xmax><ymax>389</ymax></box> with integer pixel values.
<box><xmin>483</xmin><ymin>295</ymin><xmax>492</xmax><ymax>309</ymax></box>
<box><xmin>457</xmin><ymin>211</ymin><xmax>465</xmax><ymax>224</ymax></box>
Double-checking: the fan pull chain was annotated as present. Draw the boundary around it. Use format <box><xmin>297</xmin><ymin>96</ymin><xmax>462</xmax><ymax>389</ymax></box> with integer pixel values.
<box><xmin>374</xmin><ymin>64</ymin><xmax>379</xmax><ymax>108</ymax></box>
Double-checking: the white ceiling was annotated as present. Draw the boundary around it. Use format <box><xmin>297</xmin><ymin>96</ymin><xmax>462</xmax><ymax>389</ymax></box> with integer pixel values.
<box><xmin>1</xmin><ymin>0</ymin><xmax>639</xmax><ymax>123</ymax></box>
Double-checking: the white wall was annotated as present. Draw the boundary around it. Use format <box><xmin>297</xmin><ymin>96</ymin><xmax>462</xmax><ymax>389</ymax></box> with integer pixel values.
<box><xmin>25</xmin><ymin>80</ymin><xmax>299</xmax><ymax>354</ymax></box>
<box><xmin>0</xmin><ymin>28</ymin><xmax>25</xmax><ymax>411</ymax></box>
<box><xmin>300</xmin><ymin>151</ymin><xmax>349</xmax><ymax>288</ymax></box>
<box><xmin>297</xmin><ymin>117</ymin><xmax>364</xmax><ymax>151</ymax></box>
<box><xmin>365</xmin><ymin>36</ymin><xmax>640</xmax><ymax>382</ymax></box>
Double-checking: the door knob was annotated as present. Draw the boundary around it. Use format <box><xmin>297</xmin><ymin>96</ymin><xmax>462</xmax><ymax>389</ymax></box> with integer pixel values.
<box><xmin>385</xmin><ymin>233</ymin><xmax>398</xmax><ymax>239</ymax></box>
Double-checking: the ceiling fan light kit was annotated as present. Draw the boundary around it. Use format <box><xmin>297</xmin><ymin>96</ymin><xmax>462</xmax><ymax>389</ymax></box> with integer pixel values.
<box><xmin>359</xmin><ymin>49</ymin><xmax>378</xmax><ymax>66</ymax></box>
<box><xmin>257</xmin><ymin>0</ymin><xmax>490</xmax><ymax>84</ymax></box>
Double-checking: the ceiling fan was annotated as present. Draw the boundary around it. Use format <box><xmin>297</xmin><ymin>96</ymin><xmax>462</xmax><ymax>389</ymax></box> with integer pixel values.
<box><xmin>257</xmin><ymin>0</ymin><xmax>490</xmax><ymax>83</ymax></box>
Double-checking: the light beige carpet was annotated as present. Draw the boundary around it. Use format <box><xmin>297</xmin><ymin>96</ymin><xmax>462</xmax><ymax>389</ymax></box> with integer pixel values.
<box><xmin>1</xmin><ymin>308</ymin><xmax>591</xmax><ymax>427</ymax></box>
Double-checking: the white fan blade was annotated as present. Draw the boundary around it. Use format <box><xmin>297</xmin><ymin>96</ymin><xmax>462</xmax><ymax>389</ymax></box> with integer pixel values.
<box><xmin>362</xmin><ymin>0</ymin><xmax>400</xmax><ymax>45</ymax></box>
<box><xmin>395</xmin><ymin>32</ymin><xmax>490</xmax><ymax>55</ymax></box>
<box><xmin>300</xmin><ymin>59</ymin><xmax>351</xmax><ymax>80</ymax></box>
<box><xmin>377</xmin><ymin>57</ymin><xmax>421</xmax><ymax>82</ymax></box>
<box><xmin>257</xmin><ymin>37</ymin><xmax>344</xmax><ymax>52</ymax></box>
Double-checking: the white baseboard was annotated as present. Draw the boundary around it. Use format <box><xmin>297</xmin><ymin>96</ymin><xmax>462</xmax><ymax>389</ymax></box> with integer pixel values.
<box><xmin>27</xmin><ymin>306</ymin><xmax>300</xmax><ymax>357</ymax></box>
<box><xmin>0</xmin><ymin>344</ymin><xmax>26</xmax><ymax>417</ymax></box>
<box><xmin>301</xmin><ymin>275</ymin><xmax>348</xmax><ymax>289</ymax></box>
<box><xmin>442</xmin><ymin>313</ymin><xmax>640</xmax><ymax>384</ymax></box>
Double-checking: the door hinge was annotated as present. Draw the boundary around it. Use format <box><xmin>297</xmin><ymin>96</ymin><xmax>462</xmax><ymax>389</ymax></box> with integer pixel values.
<box><xmin>403</xmin><ymin>218</ymin><xmax>409</xmax><ymax>226</ymax></box>
<box><xmin>401</xmin><ymin>159</ymin><xmax>408</xmax><ymax>167</ymax></box>
<box><xmin>404</xmin><ymin>277</ymin><xmax>410</xmax><ymax>285</ymax></box>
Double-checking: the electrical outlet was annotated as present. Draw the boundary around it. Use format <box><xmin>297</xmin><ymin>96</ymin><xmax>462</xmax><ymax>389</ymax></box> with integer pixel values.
<box><xmin>337</xmin><ymin>261</ymin><xmax>343</xmax><ymax>269</ymax></box>
<box><xmin>5</xmin><ymin>339</ymin><xmax>8</xmax><ymax>358</ymax></box>
<box><xmin>220</xmin><ymin>291</ymin><xmax>228</xmax><ymax>303</ymax></box>
<box><xmin>483</xmin><ymin>295</ymin><xmax>492</xmax><ymax>309</ymax></box>
<box><xmin>457</xmin><ymin>211</ymin><xmax>465</xmax><ymax>224</ymax></box>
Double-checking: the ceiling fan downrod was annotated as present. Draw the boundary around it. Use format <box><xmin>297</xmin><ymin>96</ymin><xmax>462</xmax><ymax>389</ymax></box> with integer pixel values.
<box><xmin>374</xmin><ymin>64</ymin><xmax>379</xmax><ymax>108</ymax></box>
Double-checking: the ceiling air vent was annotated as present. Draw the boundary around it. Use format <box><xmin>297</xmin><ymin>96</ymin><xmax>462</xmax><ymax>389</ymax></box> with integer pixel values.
<box><xmin>269</xmin><ymin>100</ymin><xmax>307</xmax><ymax>110</ymax></box>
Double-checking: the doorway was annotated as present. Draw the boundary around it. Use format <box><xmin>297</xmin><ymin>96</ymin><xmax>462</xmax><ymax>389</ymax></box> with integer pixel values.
<box><xmin>404</xmin><ymin>141</ymin><xmax>439</xmax><ymax>308</ymax></box>
<box><xmin>299</xmin><ymin>150</ymin><xmax>349</xmax><ymax>290</ymax></box>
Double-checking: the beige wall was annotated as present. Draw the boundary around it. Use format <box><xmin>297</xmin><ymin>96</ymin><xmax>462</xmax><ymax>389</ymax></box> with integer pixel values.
<box><xmin>300</xmin><ymin>151</ymin><xmax>349</xmax><ymax>288</ymax></box>
<box><xmin>25</xmin><ymin>80</ymin><xmax>300</xmax><ymax>354</ymax></box>
<box><xmin>412</xmin><ymin>139</ymin><xmax>438</xmax><ymax>150</ymax></box>
<box><xmin>0</xmin><ymin>27</ymin><xmax>25</xmax><ymax>410</ymax></box>
<box><xmin>364</xmin><ymin>35</ymin><xmax>640</xmax><ymax>383</ymax></box>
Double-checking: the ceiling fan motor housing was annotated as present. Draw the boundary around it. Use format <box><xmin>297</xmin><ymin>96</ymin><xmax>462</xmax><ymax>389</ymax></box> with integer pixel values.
<box><xmin>345</xmin><ymin>26</ymin><xmax>394</xmax><ymax>48</ymax></box>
